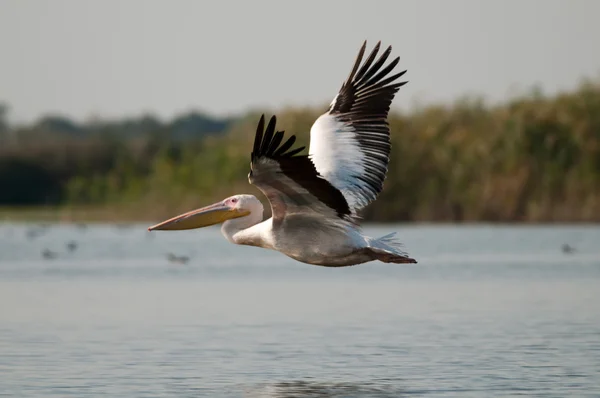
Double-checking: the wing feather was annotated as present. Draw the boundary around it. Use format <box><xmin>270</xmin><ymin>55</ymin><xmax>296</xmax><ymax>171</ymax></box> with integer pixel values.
<box><xmin>249</xmin><ymin>115</ymin><xmax>352</xmax><ymax>225</ymax></box>
<box><xmin>309</xmin><ymin>41</ymin><xmax>407</xmax><ymax>212</ymax></box>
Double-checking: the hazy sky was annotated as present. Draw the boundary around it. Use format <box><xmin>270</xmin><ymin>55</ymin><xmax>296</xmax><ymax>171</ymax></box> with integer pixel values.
<box><xmin>1</xmin><ymin>0</ymin><xmax>598</xmax><ymax>123</ymax></box>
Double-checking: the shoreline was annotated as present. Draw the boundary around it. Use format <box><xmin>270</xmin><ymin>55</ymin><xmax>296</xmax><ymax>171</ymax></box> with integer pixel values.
<box><xmin>1</xmin><ymin>206</ymin><xmax>598</xmax><ymax>225</ymax></box>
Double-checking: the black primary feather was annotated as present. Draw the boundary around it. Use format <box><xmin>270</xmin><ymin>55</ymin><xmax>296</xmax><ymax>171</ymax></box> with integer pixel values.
<box><xmin>251</xmin><ymin>115</ymin><xmax>305</xmax><ymax>161</ymax></box>
<box><xmin>250</xmin><ymin>115</ymin><xmax>350</xmax><ymax>218</ymax></box>
<box><xmin>326</xmin><ymin>41</ymin><xmax>408</xmax><ymax>208</ymax></box>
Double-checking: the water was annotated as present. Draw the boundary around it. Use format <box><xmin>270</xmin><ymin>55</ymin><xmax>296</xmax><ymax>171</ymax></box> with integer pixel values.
<box><xmin>0</xmin><ymin>223</ymin><xmax>599</xmax><ymax>397</ymax></box>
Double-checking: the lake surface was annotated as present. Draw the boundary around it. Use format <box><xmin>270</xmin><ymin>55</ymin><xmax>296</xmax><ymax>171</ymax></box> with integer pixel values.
<box><xmin>0</xmin><ymin>223</ymin><xmax>599</xmax><ymax>397</ymax></box>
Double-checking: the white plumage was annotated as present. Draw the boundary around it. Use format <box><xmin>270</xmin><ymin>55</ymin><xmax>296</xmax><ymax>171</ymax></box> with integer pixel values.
<box><xmin>148</xmin><ymin>41</ymin><xmax>416</xmax><ymax>267</ymax></box>
<box><xmin>309</xmin><ymin>113</ymin><xmax>377</xmax><ymax>212</ymax></box>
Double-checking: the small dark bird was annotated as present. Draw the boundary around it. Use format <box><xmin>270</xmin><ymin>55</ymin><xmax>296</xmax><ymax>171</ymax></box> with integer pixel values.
<box><xmin>26</xmin><ymin>228</ymin><xmax>44</xmax><ymax>239</ymax></box>
<box><xmin>42</xmin><ymin>249</ymin><xmax>58</xmax><ymax>260</ymax></box>
<box><xmin>167</xmin><ymin>253</ymin><xmax>189</xmax><ymax>265</ymax></box>
<box><xmin>562</xmin><ymin>244</ymin><xmax>575</xmax><ymax>254</ymax></box>
<box><xmin>66</xmin><ymin>241</ymin><xmax>78</xmax><ymax>252</ymax></box>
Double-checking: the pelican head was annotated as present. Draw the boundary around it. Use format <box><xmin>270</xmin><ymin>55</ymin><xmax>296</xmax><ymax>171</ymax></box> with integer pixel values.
<box><xmin>148</xmin><ymin>194</ymin><xmax>262</xmax><ymax>231</ymax></box>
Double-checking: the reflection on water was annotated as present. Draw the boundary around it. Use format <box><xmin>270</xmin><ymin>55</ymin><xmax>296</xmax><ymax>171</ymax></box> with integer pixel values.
<box><xmin>245</xmin><ymin>379</ymin><xmax>407</xmax><ymax>397</ymax></box>
<box><xmin>0</xmin><ymin>223</ymin><xmax>599</xmax><ymax>397</ymax></box>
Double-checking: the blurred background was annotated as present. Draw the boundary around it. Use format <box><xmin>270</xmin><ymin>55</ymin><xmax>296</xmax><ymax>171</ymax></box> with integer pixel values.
<box><xmin>0</xmin><ymin>0</ymin><xmax>598</xmax><ymax>223</ymax></box>
<box><xmin>1</xmin><ymin>1</ymin><xmax>599</xmax><ymax>397</ymax></box>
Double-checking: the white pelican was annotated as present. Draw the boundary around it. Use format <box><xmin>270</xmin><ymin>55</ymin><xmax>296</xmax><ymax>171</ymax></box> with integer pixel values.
<box><xmin>149</xmin><ymin>41</ymin><xmax>417</xmax><ymax>267</ymax></box>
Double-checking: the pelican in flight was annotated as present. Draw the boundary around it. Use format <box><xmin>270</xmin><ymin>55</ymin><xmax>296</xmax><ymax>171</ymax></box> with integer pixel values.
<box><xmin>149</xmin><ymin>41</ymin><xmax>416</xmax><ymax>266</ymax></box>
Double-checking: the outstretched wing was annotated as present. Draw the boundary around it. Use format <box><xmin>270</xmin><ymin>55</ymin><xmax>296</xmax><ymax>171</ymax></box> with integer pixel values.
<box><xmin>309</xmin><ymin>41</ymin><xmax>407</xmax><ymax>213</ymax></box>
<box><xmin>249</xmin><ymin>115</ymin><xmax>353</xmax><ymax>225</ymax></box>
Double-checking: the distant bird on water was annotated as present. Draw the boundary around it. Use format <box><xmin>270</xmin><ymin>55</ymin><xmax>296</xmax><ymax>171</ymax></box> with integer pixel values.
<box><xmin>66</xmin><ymin>240</ymin><xmax>78</xmax><ymax>252</ymax></box>
<box><xmin>167</xmin><ymin>253</ymin><xmax>189</xmax><ymax>265</ymax></box>
<box><xmin>26</xmin><ymin>227</ymin><xmax>46</xmax><ymax>240</ymax></box>
<box><xmin>149</xmin><ymin>41</ymin><xmax>416</xmax><ymax>267</ymax></box>
<box><xmin>42</xmin><ymin>249</ymin><xmax>58</xmax><ymax>260</ymax></box>
<box><xmin>562</xmin><ymin>244</ymin><xmax>575</xmax><ymax>254</ymax></box>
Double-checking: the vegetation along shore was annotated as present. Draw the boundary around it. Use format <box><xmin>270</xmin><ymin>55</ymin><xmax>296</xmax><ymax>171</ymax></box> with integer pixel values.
<box><xmin>1</xmin><ymin>79</ymin><xmax>599</xmax><ymax>223</ymax></box>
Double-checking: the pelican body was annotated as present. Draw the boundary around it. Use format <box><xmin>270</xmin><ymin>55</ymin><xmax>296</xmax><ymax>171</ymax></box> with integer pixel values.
<box><xmin>149</xmin><ymin>41</ymin><xmax>417</xmax><ymax>267</ymax></box>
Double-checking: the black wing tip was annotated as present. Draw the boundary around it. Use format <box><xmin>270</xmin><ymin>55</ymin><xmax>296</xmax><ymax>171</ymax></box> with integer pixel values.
<box><xmin>361</xmin><ymin>41</ymin><xmax>403</xmax><ymax>76</ymax></box>
<box><xmin>331</xmin><ymin>41</ymin><xmax>407</xmax><ymax>114</ymax></box>
<box><xmin>251</xmin><ymin>114</ymin><xmax>304</xmax><ymax>161</ymax></box>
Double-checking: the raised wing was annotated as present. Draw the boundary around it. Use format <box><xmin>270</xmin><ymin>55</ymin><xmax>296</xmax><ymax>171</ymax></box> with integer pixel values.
<box><xmin>249</xmin><ymin>115</ymin><xmax>352</xmax><ymax>225</ymax></box>
<box><xmin>309</xmin><ymin>41</ymin><xmax>407</xmax><ymax>213</ymax></box>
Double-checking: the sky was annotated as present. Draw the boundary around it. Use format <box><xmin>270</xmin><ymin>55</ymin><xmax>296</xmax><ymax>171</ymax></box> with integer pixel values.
<box><xmin>1</xmin><ymin>0</ymin><xmax>599</xmax><ymax>124</ymax></box>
